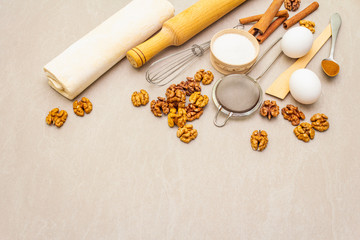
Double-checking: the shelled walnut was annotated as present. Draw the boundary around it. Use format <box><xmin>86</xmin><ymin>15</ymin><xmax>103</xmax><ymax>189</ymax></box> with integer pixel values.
<box><xmin>46</xmin><ymin>108</ymin><xmax>68</xmax><ymax>128</ymax></box>
<box><xmin>167</xmin><ymin>108</ymin><xmax>177</xmax><ymax>128</ymax></box>
<box><xmin>194</xmin><ymin>69</ymin><xmax>205</xmax><ymax>82</ymax></box>
<box><xmin>149</xmin><ymin>74</ymin><xmax>213</xmax><ymax>143</ymax></box>
<box><xmin>177</xmin><ymin>124</ymin><xmax>198</xmax><ymax>143</ymax></box>
<box><xmin>300</xmin><ymin>20</ymin><xmax>315</xmax><ymax>33</ymax></box>
<box><xmin>250</xmin><ymin>130</ymin><xmax>268</xmax><ymax>151</ymax></box>
<box><xmin>189</xmin><ymin>92</ymin><xmax>209</xmax><ymax>108</ymax></box>
<box><xmin>131</xmin><ymin>89</ymin><xmax>149</xmax><ymax>107</ymax></box>
<box><xmin>281</xmin><ymin>104</ymin><xmax>305</xmax><ymax>126</ymax></box>
<box><xmin>167</xmin><ymin>107</ymin><xmax>187</xmax><ymax>128</ymax></box>
<box><xmin>176</xmin><ymin>108</ymin><xmax>187</xmax><ymax>128</ymax></box>
<box><xmin>284</xmin><ymin>0</ymin><xmax>301</xmax><ymax>11</ymax></box>
<box><xmin>194</xmin><ymin>69</ymin><xmax>214</xmax><ymax>85</ymax></box>
<box><xmin>294</xmin><ymin>122</ymin><xmax>315</xmax><ymax>142</ymax></box>
<box><xmin>177</xmin><ymin>77</ymin><xmax>201</xmax><ymax>96</ymax></box>
<box><xmin>166</xmin><ymin>84</ymin><xmax>186</xmax><ymax>108</ymax></box>
<box><xmin>81</xmin><ymin>97</ymin><xmax>93</xmax><ymax>114</ymax></box>
<box><xmin>202</xmin><ymin>71</ymin><xmax>214</xmax><ymax>85</ymax></box>
<box><xmin>73</xmin><ymin>97</ymin><xmax>93</xmax><ymax>116</ymax></box>
<box><xmin>150</xmin><ymin>97</ymin><xmax>169</xmax><ymax>117</ymax></box>
<box><xmin>310</xmin><ymin>113</ymin><xmax>329</xmax><ymax>132</ymax></box>
<box><xmin>260</xmin><ymin>100</ymin><xmax>279</xmax><ymax>120</ymax></box>
<box><xmin>185</xmin><ymin>103</ymin><xmax>203</xmax><ymax>121</ymax></box>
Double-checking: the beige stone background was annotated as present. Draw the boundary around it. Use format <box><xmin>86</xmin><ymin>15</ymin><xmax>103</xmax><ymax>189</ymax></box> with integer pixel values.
<box><xmin>1</xmin><ymin>0</ymin><xmax>360</xmax><ymax>239</ymax></box>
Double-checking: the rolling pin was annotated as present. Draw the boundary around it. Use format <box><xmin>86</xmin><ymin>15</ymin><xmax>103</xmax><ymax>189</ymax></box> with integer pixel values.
<box><xmin>126</xmin><ymin>0</ymin><xmax>247</xmax><ymax>68</ymax></box>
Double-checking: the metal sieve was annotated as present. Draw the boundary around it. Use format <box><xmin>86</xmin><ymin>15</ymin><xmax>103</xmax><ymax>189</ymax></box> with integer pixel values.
<box><xmin>212</xmin><ymin>38</ymin><xmax>282</xmax><ymax>127</ymax></box>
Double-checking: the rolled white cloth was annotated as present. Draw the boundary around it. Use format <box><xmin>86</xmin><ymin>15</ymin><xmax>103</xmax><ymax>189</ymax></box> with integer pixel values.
<box><xmin>44</xmin><ymin>0</ymin><xmax>174</xmax><ymax>100</ymax></box>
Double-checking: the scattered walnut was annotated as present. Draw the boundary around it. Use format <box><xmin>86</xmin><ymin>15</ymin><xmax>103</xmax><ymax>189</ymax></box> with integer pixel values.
<box><xmin>149</xmin><ymin>75</ymin><xmax>212</xmax><ymax>142</ymax></box>
<box><xmin>260</xmin><ymin>100</ymin><xmax>279</xmax><ymax>120</ymax></box>
<box><xmin>294</xmin><ymin>122</ymin><xmax>315</xmax><ymax>142</ymax></box>
<box><xmin>131</xmin><ymin>89</ymin><xmax>149</xmax><ymax>107</ymax></box>
<box><xmin>81</xmin><ymin>97</ymin><xmax>93</xmax><ymax>114</ymax></box>
<box><xmin>176</xmin><ymin>108</ymin><xmax>187</xmax><ymax>128</ymax></box>
<box><xmin>166</xmin><ymin>84</ymin><xmax>186</xmax><ymax>109</ymax></box>
<box><xmin>177</xmin><ymin>124</ymin><xmax>198</xmax><ymax>143</ymax></box>
<box><xmin>167</xmin><ymin>107</ymin><xmax>187</xmax><ymax>128</ymax></box>
<box><xmin>194</xmin><ymin>69</ymin><xmax>214</xmax><ymax>85</ymax></box>
<box><xmin>310</xmin><ymin>113</ymin><xmax>329</xmax><ymax>132</ymax></box>
<box><xmin>46</xmin><ymin>115</ymin><xmax>53</xmax><ymax>125</ymax></box>
<box><xmin>177</xmin><ymin>77</ymin><xmax>201</xmax><ymax>96</ymax></box>
<box><xmin>46</xmin><ymin>108</ymin><xmax>68</xmax><ymax>128</ymax></box>
<box><xmin>189</xmin><ymin>92</ymin><xmax>209</xmax><ymax>108</ymax></box>
<box><xmin>300</xmin><ymin>19</ymin><xmax>315</xmax><ymax>33</ymax></box>
<box><xmin>202</xmin><ymin>71</ymin><xmax>214</xmax><ymax>85</ymax></box>
<box><xmin>250</xmin><ymin>130</ymin><xmax>268</xmax><ymax>151</ymax></box>
<box><xmin>284</xmin><ymin>0</ymin><xmax>301</xmax><ymax>11</ymax></box>
<box><xmin>185</xmin><ymin>103</ymin><xmax>204</xmax><ymax>122</ymax></box>
<box><xmin>194</xmin><ymin>69</ymin><xmax>205</xmax><ymax>82</ymax></box>
<box><xmin>167</xmin><ymin>108</ymin><xmax>177</xmax><ymax>128</ymax></box>
<box><xmin>150</xmin><ymin>97</ymin><xmax>169</xmax><ymax>117</ymax></box>
<box><xmin>73</xmin><ymin>97</ymin><xmax>93</xmax><ymax>116</ymax></box>
<box><xmin>73</xmin><ymin>100</ymin><xmax>84</xmax><ymax>116</ymax></box>
<box><xmin>54</xmin><ymin>110</ymin><xmax>68</xmax><ymax>127</ymax></box>
<box><xmin>281</xmin><ymin>104</ymin><xmax>305</xmax><ymax>126</ymax></box>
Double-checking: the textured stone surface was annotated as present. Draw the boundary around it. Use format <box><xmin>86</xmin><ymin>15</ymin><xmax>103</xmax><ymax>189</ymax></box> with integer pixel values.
<box><xmin>0</xmin><ymin>0</ymin><xmax>359</xmax><ymax>239</ymax></box>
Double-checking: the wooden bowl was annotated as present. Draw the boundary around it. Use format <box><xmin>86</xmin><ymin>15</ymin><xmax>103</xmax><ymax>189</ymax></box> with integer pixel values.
<box><xmin>210</xmin><ymin>28</ymin><xmax>259</xmax><ymax>75</ymax></box>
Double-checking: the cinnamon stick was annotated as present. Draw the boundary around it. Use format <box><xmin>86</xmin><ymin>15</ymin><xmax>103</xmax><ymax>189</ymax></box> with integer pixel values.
<box><xmin>252</xmin><ymin>0</ymin><xmax>284</xmax><ymax>34</ymax></box>
<box><xmin>240</xmin><ymin>10</ymin><xmax>288</xmax><ymax>24</ymax></box>
<box><xmin>256</xmin><ymin>16</ymin><xmax>288</xmax><ymax>44</ymax></box>
<box><xmin>248</xmin><ymin>26</ymin><xmax>258</xmax><ymax>36</ymax></box>
<box><xmin>283</xmin><ymin>2</ymin><xmax>319</xmax><ymax>29</ymax></box>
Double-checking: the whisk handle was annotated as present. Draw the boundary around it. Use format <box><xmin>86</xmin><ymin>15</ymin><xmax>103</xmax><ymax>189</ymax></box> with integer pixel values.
<box><xmin>126</xmin><ymin>28</ymin><xmax>174</xmax><ymax>68</ymax></box>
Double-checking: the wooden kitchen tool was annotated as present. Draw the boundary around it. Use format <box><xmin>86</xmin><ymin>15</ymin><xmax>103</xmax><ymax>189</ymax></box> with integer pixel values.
<box><xmin>266</xmin><ymin>24</ymin><xmax>332</xmax><ymax>99</ymax></box>
<box><xmin>126</xmin><ymin>0</ymin><xmax>247</xmax><ymax>68</ymax></box>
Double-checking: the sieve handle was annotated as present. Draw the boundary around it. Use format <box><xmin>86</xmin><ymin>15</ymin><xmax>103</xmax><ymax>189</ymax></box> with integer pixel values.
<box><xmin>213</xmin><ymin>106</ymin><xmax>233</xmax><ymax>127</ymax></box>
<box><xmin>246</xmin><ymin>37</ymin><xmax>282</xmax><ymax>82</ymax></box>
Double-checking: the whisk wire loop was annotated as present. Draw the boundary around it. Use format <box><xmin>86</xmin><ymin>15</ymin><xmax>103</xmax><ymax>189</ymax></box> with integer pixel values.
<box><xmin>146</xmin><ymin>41</ymin><xmax>210</xmax><ymax>86</ymax></box>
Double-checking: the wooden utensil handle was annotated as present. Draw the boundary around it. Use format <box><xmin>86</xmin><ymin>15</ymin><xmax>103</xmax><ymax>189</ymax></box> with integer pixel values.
<box><xmin>126</xmin><ymin>28</ymin><xmax>174</xmax><ymax>68</ymax></box>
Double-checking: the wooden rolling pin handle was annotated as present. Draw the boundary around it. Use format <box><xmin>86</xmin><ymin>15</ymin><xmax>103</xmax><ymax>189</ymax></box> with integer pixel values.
<box><xmin>126</xmin><ymin>28</ymin><xmax>174</xmax><ymax>68</ymax></box>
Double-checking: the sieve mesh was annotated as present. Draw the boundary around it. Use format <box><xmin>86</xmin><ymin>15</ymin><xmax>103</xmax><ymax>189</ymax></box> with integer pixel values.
<box><xmin>215</xmin><ymin>75</ymin><xmax>260</xmax><ymax>113</ymax></box>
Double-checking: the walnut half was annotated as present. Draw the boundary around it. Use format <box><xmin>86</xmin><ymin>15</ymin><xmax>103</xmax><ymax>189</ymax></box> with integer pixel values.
<box><xmin>194</xmin><ymin>69</ymin><xmax>214</xmax><ymax>85</ymax></box>
<box><xmin>311</xmin><ymin>113</ymin><xmax>329</xmax><ymax>132</ymax></box>
<box><xmin>300</xmin><ymin>20</ymin><xmax>315</xmax><ymax>33</ymax></box>
<box><xmin>177</xmin><ymin>77</ymin><xmax>201</xmax><ymax>96</ymax></box>
<box><xmin>46</xmin><ymin>108</ymin><xmax>68</xmax><ymax>128</ymax></box>
<box><xmin>166</xmin><ymin>84</ymin><xmax>186</xmax><ymax>109</ymax></box>
<box><xmin>185</xmin><ymin>103</ymin><xmax>203</xmax><ymax>122</ymax></box>
<box><xmin>294</xmin><ymin>122</ymin><xmax>315</xmax><ymax>142</ymax></box>
<box><xmin>189</xmin><ymin>92</ymin><xmax>209</xmax><ymax>108</ymax></box>
<box><xmin>281</xmin><ymin>104</ymin><xmax>305</xmax><ymax>126</ymax></box>
<box><xmin>150</xmin><ymin>97</ymin><xmax>169</xmax><ymax>117</ymax></box>
<box><xmin>284</xmin><ymin>0</ymin><xmax>301</xmax><ymax>11</ymax></box>
<box><xmin>131</xmin><ymin>89</ymin><xmax>149</xmax><ymax>107</ymax></box>
<box><xmin>73</xmin><ymin>97</ymin><xmax>93</xmax><ymax>116</ymax></box>
<box><xmin>168</xmin><ymin>107</ymin><xmax>187</xmax><ymax>128</ymax></box>
<box><xmin>250</xmin><ymin>130</ymin><xmax>268</xmax><ymax>151</ymax></box>
<box><xmin>260</xmin><ymin>100</ymin><xmax>279</xmax><ymax>120</ymax></box>
<box><xmin>177</xmin><ymin>124</ymin><xmax>198</xmax><ymax>143</ymax></box>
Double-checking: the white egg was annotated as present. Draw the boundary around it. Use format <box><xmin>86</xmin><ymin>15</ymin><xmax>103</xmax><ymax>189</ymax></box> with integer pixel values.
<box><xmin>289</xmin><ymin>69</ymin><xmax>321</xmax><ymax>104</ymax></box>
<box><xmin>281</xmin><ymin>27</ymin><xmax>313</xmax><ymax>58</ymax></box>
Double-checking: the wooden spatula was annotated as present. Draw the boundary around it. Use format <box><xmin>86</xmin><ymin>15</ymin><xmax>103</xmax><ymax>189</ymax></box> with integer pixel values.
<box><xmin>266</xmin><ymin>24</ymin><xmax>332</xmax><ymax>99</ymax></box>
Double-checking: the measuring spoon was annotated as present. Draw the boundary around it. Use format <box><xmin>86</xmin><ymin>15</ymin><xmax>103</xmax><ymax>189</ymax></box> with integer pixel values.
<box><xmin>321</xmin><ymin>13</ymin><xmax>342</xmax><ymax>77</ymax></box>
